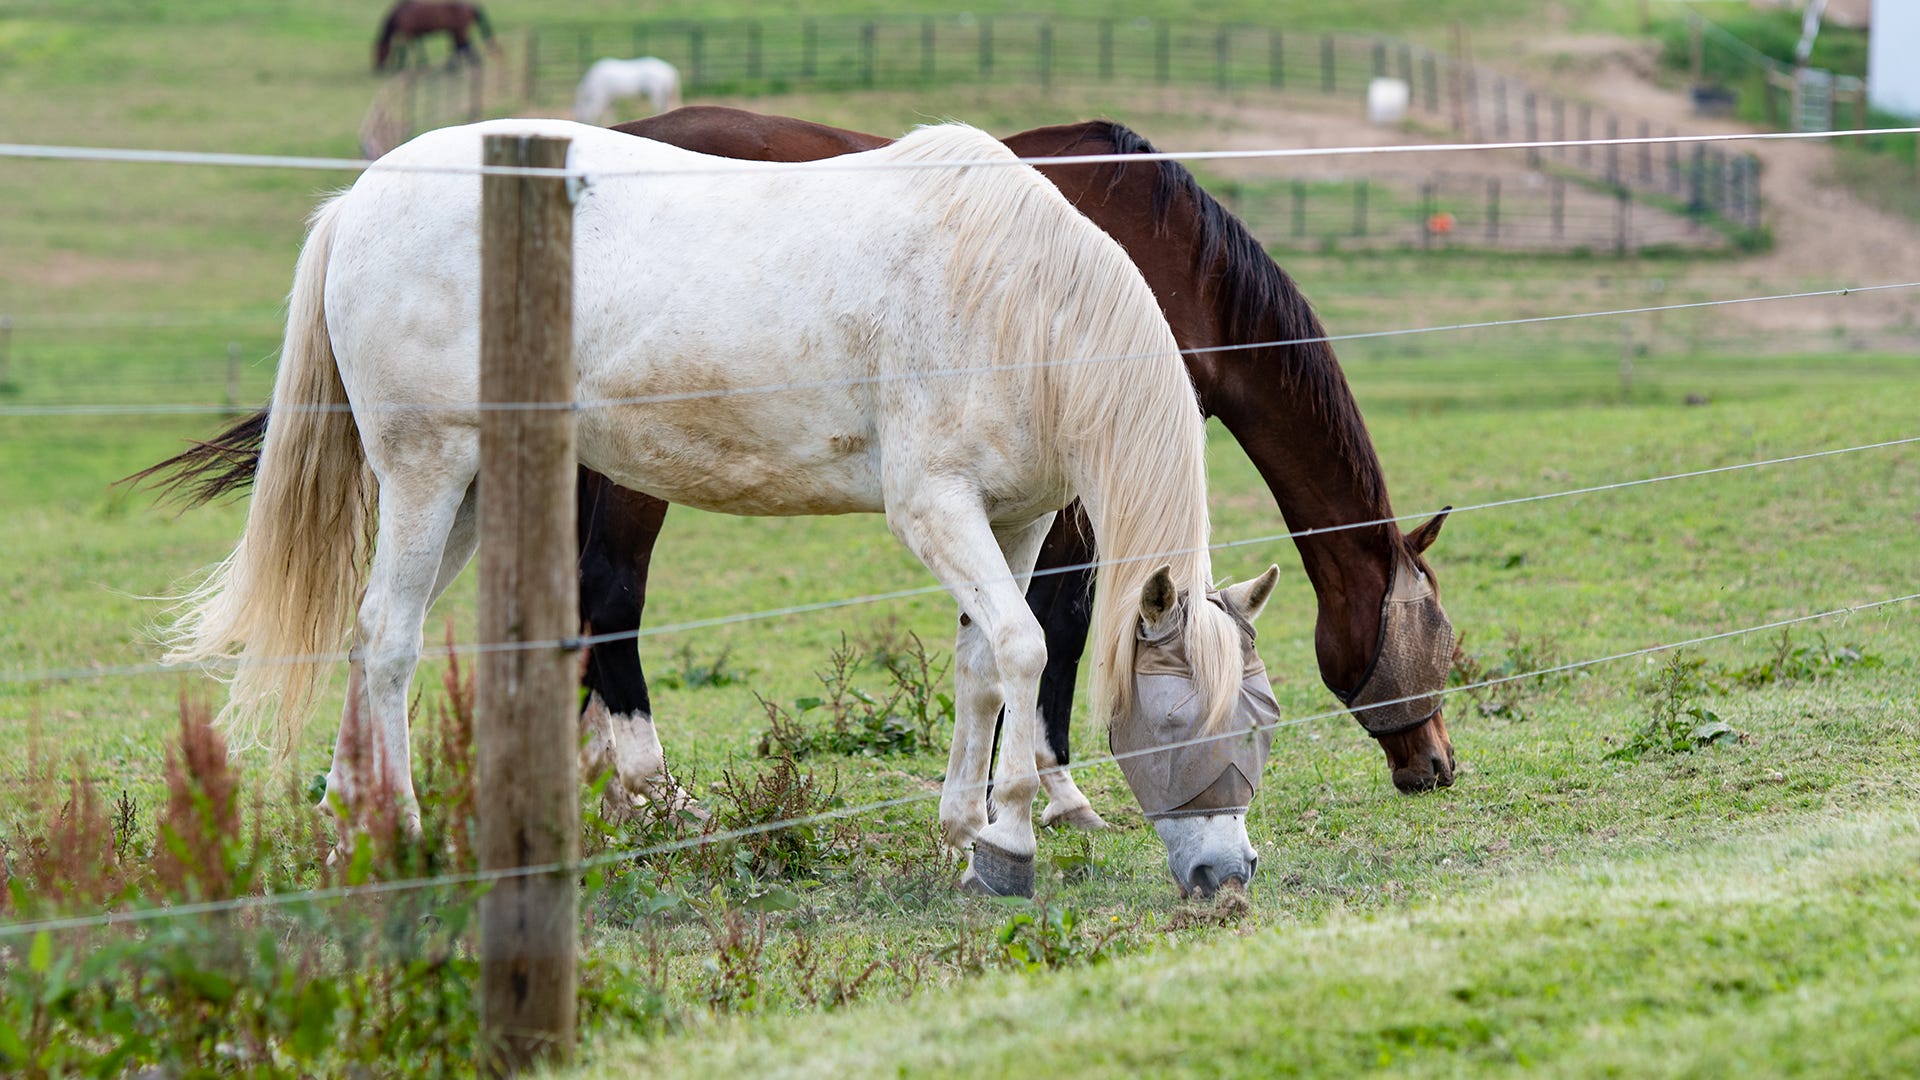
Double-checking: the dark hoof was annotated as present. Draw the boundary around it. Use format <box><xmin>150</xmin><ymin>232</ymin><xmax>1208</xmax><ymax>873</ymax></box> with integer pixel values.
<box><xmin>959</xmin><ymin>838</ymin><xmax>1035</xmax><ymax>897</ymax></box>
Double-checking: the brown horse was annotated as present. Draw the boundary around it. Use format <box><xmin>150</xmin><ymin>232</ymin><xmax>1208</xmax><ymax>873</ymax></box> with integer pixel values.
<box><xmin>373</xmin><ymin>0</ymin><xmax>496</xmax><ymax>72</ymax></box>
<box><xmin>136</xmin><ymin>108</ymin><xmax>1458</xmax><ymax>823</ymax></box>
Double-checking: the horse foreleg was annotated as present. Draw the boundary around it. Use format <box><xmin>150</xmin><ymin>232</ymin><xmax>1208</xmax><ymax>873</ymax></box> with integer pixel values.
<box><xmin>894</xmin><ymin>497</ymin><xmax>1051</xmax><ymax>898</ymax></box>
<box><xmin>449</xmin><ymin>28</ymin><xmax>476</xmax><ymax>68</ymax></box>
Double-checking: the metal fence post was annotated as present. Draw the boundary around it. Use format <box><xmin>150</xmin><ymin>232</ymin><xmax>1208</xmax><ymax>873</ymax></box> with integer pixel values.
<box><xmin>477</xmin><ymin>131</ymin><xmax>579</xmax><ymax>1078</ymax></box>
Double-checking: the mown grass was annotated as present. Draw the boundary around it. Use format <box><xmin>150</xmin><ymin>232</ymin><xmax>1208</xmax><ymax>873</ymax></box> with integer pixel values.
<box><xmin>581</xmin><ymin>805</ymin><xmax>1920</xmax><ymax>1077</ymax></box>
<box><xmin>4</xmin><ymin>0</ymin><xmax>1918</xmax><ymax>1074</ymax></box>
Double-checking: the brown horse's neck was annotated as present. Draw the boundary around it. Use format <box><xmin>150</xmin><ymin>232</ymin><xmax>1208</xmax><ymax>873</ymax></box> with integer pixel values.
<box><xmin>1196</xmin><ymin>276</ymin><xmax>1401</xmax><ymax>698</ymax></box>
<box><xmin>1013</xmin><ymin>120</ymin><xmax>1401</xmax><ymax>696</ymax></box>
<box><xmin>1216</xmin><ymin>404</ymin><xmax>1399</xmax><ymax>696</ymax></box>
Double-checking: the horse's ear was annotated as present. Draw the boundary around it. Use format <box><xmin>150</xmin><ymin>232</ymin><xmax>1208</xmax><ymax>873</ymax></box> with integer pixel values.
<box><xmin>1407</xmin><ymin>507</ymin><xmax>1452</xmax><ymax>554</ymax></box>
<box><xmin>1139</xmin><ymin>564</ymin><xmax>1178</xmax><ymax>625</ymax></box>
<box><xmin>1219</xmin><ymin>565</ymin><xmax>1280</xmax><ymax>624</ymax></box>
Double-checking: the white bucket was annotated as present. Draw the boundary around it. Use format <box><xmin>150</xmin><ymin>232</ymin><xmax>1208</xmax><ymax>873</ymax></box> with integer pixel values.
<box><xmin>1367</xmin><ymin>77</ymin><xmax>1410</xmax><ymax>125</ymax></box>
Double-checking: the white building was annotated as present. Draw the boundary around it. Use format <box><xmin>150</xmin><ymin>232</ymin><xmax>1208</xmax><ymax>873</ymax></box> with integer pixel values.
<box><xmin>1868</xmin><ymin>0</ymin><xmax>1920</xmax><ymax>117</ymax></box>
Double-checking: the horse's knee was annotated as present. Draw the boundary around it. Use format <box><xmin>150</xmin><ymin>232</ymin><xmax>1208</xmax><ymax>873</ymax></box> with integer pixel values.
<box><xmin>992</xmin><ymin>623</ymin><xmax>1048</xmax><ymax>689</ymax></box>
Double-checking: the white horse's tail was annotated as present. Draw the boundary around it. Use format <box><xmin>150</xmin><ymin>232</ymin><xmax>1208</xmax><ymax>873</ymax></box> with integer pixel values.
<box><xmin>165</xmin><ymin>194</ymin><xmax>376</xmax><ymax>762</ymax></box>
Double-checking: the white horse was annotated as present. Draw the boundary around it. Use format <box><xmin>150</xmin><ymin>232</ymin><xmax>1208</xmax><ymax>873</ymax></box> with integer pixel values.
<box><xmin>166</xmin><ymin>118</ymin><xmax>1274</xmax><ymax>897</ymax></box>
<box><xmin>574</xmin><ymin>57</ymin><xmax>681</xmax><ymax>126</ymax></box>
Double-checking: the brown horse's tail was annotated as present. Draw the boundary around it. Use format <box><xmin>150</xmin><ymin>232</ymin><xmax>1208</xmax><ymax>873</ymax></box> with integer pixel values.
<box><xmin>164</xmin><ymin>194</ymin><xmax>377</xmax><ymax>762</ymax></box>
<box><xmin>122</xmin><ymin>408</ymin><xmax>268</xmax><ymax>509</ymax></box>
<box><xmin>374</xmin><ymin>8</ymin><xmax>401</xmax><ymax>70</ymax></box>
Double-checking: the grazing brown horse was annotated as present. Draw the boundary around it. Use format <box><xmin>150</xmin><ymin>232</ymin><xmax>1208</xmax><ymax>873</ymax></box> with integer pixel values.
<box><xmin>373</xmin><ymin>0</ymin><xmax>496</xmax><ymax>72</ymax></box>
<box><xmin>136</xmin><ymin>108</ymin><xmax>1459</xmax><ymax>827</ymax></box>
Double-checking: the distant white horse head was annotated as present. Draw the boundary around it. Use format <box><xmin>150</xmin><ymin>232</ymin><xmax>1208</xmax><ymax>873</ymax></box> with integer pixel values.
<box><xmin>574</xmin><ymin>57</ymin><xmax>681</xmax><ymax>125</ymax></box>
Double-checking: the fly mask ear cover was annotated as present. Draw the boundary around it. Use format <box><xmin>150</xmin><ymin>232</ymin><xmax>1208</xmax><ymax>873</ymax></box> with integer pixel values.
<box><xmin>1110</xmin><ymin>595</ymin><xmax>1278</xmax><ymax>819</ymax></box>
<box><xmin>1336</xmin><ymin>559</ymin><xmax>1456</xmax><ymax>737</ymax></box>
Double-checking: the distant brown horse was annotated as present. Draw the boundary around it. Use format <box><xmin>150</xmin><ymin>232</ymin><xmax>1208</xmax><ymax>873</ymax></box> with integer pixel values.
<box><xmin>373</xmin><ymin>1</ymin><xmax>496</xmax><ymax>72</ymax></box>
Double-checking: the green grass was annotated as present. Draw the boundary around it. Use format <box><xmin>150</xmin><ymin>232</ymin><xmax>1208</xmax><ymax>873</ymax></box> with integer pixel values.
<box><xmin>578</xmin><ymin>806</ymin><xmax>1920</xmax><ymax>1077</ymax></box>
<box><xmin>5</xmin><ymin>1</ymin><xmax>1919</xmax><ymax>1075</ymax></box>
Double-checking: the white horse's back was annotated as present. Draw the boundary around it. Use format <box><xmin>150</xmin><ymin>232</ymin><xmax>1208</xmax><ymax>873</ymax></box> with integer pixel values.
<box><xmin>574</xmin><ymin>57</ymin><xmax>680</xmax><ymax>124</ymax></box>
<box><xmin>329</xmin><ymin>119</ymin><xmax>1087</xmax><ymax>518</ymax></box>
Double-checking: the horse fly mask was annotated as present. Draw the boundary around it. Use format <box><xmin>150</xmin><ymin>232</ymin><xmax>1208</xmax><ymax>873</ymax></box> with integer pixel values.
<box><xmin>1110</xmin><ymin>594</ymin><xmax>1278</xmax><ymax>819</ymax></box>
<box><xmin>1335</xmin><ymin>559</ymin><xmax>1455</xmax><ymax>737</ymax></box>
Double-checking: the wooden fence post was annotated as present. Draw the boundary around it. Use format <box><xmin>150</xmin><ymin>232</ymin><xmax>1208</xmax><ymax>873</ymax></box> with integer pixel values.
<box><xmin>477</xmin><ymin>132</ymin><xmax>580</xmax><ymax>1078</ymax></box>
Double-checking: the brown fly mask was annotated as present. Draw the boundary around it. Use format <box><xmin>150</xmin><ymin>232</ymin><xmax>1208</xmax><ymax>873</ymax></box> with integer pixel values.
<box><xmin>1109</xmin><ymin>564</ymin><xmax>1281</xmax><ymax>898</ymax></box>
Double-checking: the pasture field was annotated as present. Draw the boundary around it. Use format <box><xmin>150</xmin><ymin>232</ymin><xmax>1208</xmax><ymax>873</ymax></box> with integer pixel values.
<box><xmin>4</xmin><ymin>1</ymin><xmax>1919</xmax><ymax>1076</ymax></box>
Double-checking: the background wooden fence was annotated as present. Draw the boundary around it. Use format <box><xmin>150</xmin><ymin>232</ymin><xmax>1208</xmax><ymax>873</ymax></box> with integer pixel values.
<box><xmin>365</xmin><ymin>15</ymin><xmax>1765</xmax><ymax>255</ymax></box>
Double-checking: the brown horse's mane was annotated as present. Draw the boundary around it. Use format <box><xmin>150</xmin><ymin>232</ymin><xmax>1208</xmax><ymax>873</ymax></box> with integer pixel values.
<box><xmin>1083</xmin><ymin>120</ymin><xmax>1389</xmax><ymax>519</ymax></box>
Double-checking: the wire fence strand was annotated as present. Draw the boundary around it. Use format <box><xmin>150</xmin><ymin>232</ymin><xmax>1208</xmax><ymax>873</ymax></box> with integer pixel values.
<box><xmin>5</xmin><ymin>281</ymin><xmax>1916</xmax><ymax>419</ymax></box>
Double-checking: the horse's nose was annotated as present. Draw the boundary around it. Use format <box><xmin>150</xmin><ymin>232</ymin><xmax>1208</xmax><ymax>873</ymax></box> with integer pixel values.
<box><xmin>1186</xmin><ymin>854</ymin><xmax>1255</xmax><ymax>898</ymax></box>
<box><xmin>1432</xmin><ymin>749</ymin><xmax>1456</xmax><ymax>788</ymax></box>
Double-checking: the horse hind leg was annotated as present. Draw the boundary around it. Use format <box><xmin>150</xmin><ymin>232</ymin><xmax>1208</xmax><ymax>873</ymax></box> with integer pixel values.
<box><xmin>324</xmin><ymin>462</ymin><xmax>476</xmax><ymax>843</ymax></box>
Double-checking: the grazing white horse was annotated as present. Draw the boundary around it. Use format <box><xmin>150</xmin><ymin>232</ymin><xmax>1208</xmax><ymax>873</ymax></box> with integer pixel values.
<box><xmin>574</xmin><ymin>57</ymin><xmax>681</xmax><ymax>125</ymax></box>
<box><xmin>167</xmin><ymin>118</ymin><xmax>1270</xmax><ymax>897</ymax></box>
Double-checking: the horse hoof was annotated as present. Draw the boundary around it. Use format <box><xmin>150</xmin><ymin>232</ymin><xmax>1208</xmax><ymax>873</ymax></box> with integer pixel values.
<box><xmin>959</xmin><ymin>838</ymin><xmax>1034</xmax><ymax>898</ymax></box>
<box><xmin>1041</xmin><ymin>803</ymin><xmax>1111</xmax><ymax>832</ymax></box>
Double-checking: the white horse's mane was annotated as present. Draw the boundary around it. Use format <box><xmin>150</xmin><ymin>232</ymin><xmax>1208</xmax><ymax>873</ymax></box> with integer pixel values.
<box><xmin>886</xmin><ymin>123</ymin><xmax>1242</xmax><ymax>731</ymax></box>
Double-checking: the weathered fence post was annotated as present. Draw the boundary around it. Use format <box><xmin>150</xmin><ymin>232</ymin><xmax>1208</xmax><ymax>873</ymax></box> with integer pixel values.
<box><xmin>1524</xmin><ymin>92</ymin><xmax>1539</xmax><ymax>168</ymax></box>
<box><xmin>1605</xmin><ymin>115</ymin><xmax>1620</xmax><ymax>185</ymax></box>
<box><xmin>477</xmin><ymin>132</ymin><xmax>580</xmax><ymax>1078</ymax></box>
<box><xmin>1615</xmin><ymin>186</ymin><xmax>1631</xmax><ymax>255</ymax></box>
